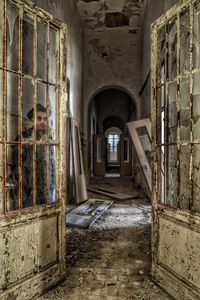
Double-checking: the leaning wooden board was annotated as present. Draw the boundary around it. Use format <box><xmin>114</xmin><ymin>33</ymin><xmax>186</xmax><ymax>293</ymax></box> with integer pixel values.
<box><xmin>87</xmin><ymin>187</ymin><xmax>141</xmax><ymax>200</ymax></box>
<box><xmin>66</xmin><ymin>199</ymin><xmax>113</xmax><ymax>228</ymax></box>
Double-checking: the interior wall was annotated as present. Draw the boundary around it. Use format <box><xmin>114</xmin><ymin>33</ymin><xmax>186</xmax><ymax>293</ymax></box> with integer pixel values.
<box><xmin>32</xmin><ymin>0</ymin><xmax>84</xmax><ymax>124</ymax></box>
<box><xmin>141</xmin><ymin>0</ymin><xmax>179</xmax><ymax>118</ymax></box>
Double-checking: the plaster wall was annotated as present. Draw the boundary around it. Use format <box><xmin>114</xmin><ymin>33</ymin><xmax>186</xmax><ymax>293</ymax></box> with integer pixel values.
<box><xmin>32</xmin><ymin>0</ymin><xmax>84</xmax><ymax>124</ymax></box>
<box><xmin>83</xmin><ymin>27</ymin><xmax>142</xmax><ymax>134</ymax></box>
<box><xmin>141</xmin><ymin>0</ymin><xmax>179</xmax><ymax>118</ymax></box>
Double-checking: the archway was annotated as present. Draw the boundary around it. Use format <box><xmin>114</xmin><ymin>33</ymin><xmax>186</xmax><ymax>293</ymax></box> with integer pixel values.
<box><xmin>88</xmin><ymin>87</ymin><xmax>136</xmax><ymax>178</ymax></box>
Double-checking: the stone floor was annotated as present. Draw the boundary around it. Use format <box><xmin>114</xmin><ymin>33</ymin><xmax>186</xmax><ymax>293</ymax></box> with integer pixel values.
<box><xmin>38</xmin><ymin>178</ymin><xmax>172</xmax><ymax>300</ymax></box>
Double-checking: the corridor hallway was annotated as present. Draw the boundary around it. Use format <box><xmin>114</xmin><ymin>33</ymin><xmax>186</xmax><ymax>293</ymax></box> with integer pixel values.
<box><xmin>38</xmin><ymin>179</ymin><xmax>172</xmax><ymax>300</ymax></box>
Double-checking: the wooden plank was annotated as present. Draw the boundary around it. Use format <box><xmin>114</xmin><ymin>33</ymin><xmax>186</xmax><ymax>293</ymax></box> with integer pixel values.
<box><xmin>87</xmin><ymin>187</ymin><xmax>141</xmax><ymax>200</ymax></box>
<box><xmin>66</xmin><ymin>199</ymin><xmax>113</xmax><ymax>228</ymax></box>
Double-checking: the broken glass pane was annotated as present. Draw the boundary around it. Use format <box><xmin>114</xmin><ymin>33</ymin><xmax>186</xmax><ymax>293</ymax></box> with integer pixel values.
<box><xmin>193</xmin><ymin>144</ymin><xmax>200</xmax><ymax>212</ymax></box>
<box><xmin>168</xmin><ymin>82</ymin><xmax>177</xmax><ymax>143</ymax></box>
<box><xmin>180</xmin><ymin>77</ymin><xmax>190</xmax><ymax>142</ymax></box>
<box><xmin>22</xmin><ymin>78</ymin><xmax>34</xmax><ymax>140</ymax></box>
<box><xmin>193</xmin><ymin>71</ymin><xmax>200</xmax><ymax>140</ymax></box>
<box><xmin>6</xmin><ymin>144</ymin><xmax>19</xmax><ymax>212</ymax></box>
<box><xmin>48</xmin><ymin>146</ymin><xmax>56</xmax><ymax>204</ymax></box>
<box><xmin>22</xmin><ymin>145</ymin><xmax>34</xmax><ymax>208</ymax></box>
<box><xmin>36</xmin><ymin>145</ymin><xmax>47</xmax><ymax>205</ymax></box>
<box><xmin>37</xmin><ymin>82</ymin><xmax>47</xmax><ymax>141</ymax></box>
<box><xmin>168</xmin><ymin>19</ymin><xmax>177</xmax><ymax>80</ymax></box>
<box><xmin>180</xmin><ymin>8</ymin><xmax>190</xmax><ymax>74</ymax></box>
<box><xmin>49</xmin><ymin>27</ymin><xmax>58</xmax><ymax>84</ymax></box>
<box><xmin>7</xmin><ymin>72</ymin><xmax>19</xmax><ymax>141</ymax></box>
<box><xmin>22</xmin><ymin>12</ymin><xmax>34</xmax><ymax>76</ymax></box>
<box><xmin>166</xmin><ymin>145</ymin><xmax>178</xmax><ymax>208</ymax></box>
<box><xmin>6</xmin><ymin>0</ymin><xmax>19</xmax><ymax>71</ymax></box>
<box><xmin>179</xmin><ymin>145</ymin><xmax>191</xmax><ymax>210</ymax></box>
<box><xmin>37</xmin><ymin>20</ymin><xmax>47</xmax><ymax>81</ymax></box>
<box><xmin>48</xmin><ymin>85</ymin><xmax>56</xmax><ymax>141</ymax></box>
<box><xmin>193</xmin><ymin>1</ymin><xmax>200</xmax><ymax>69</ymax></box>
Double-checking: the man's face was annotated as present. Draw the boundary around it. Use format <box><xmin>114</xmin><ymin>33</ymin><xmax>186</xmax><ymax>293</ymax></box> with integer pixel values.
<box><xmin>36</xmin><ymin>111</ymin><xmax>47</xmax><ymax>132</ymax></box>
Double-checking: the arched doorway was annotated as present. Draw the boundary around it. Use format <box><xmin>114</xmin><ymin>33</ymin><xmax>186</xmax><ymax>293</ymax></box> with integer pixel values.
<box><xmin>88</xmin><ymin>87</ymin><xmax>136</xmax><ymax>178</ymax></box>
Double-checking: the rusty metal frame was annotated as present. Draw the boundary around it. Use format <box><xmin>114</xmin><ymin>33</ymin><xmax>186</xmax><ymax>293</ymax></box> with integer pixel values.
<box><xmin>0</xmin><ymin>0</ymin><xmax>67</xmax><ymax>219</ymax></box>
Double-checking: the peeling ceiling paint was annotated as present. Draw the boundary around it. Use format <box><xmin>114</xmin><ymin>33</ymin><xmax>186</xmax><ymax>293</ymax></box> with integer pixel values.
<box><xmin>77</xmin><ymin>0</ymin><xmax>145</xmax><ymax>30</ymax></box>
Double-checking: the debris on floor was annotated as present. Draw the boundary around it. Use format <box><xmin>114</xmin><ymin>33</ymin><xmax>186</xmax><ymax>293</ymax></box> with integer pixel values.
<box><xmin>38</xmin><ymin>179</ymin><xmax>172</xmax><ymax>300</ymax></box>
<box><xmin>66</xmin><ymin>198</ymin><xmax>113</xmax><ymax>228</ymax></box>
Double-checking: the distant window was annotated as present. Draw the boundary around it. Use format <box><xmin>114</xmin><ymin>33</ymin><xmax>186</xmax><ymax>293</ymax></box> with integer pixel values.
<box><xmin>108</xmin><ymin>133</ymin><xmax>120</xmax><ymax>162</ymax></box>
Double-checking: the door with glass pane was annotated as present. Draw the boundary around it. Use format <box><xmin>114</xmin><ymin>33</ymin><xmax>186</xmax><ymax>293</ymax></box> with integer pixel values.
<box><xmin>93</xmin><ymin>135</ymin><xmax>106</xmax><ymax>176</ymax></box>
<box><xmin>120</xmin><ymin>135</ymin><xmax>132</xmax><ymax>177</ymax></box>
<box><xmin>152</xmin><ymin>1</ymin><xmax>200</xmax><ymax>298</ymax></box>
<box><xmin>0</xmin><ymin>1</ymin><xmax>67</xmax><ymax>299</ymax></box>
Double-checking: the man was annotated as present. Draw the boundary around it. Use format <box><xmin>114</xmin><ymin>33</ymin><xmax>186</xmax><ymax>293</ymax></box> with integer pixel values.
<box><xmin>8</xmin><ymin>104</ymin><xmax>56</xmax><ymax>209</ymax></box>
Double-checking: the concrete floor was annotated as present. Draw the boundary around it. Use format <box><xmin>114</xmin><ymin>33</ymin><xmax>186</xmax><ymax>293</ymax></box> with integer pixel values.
<box><xmin>38</xmin><ymin>178</ymin><xmax>172</xmax><ymax>300</ymax></box>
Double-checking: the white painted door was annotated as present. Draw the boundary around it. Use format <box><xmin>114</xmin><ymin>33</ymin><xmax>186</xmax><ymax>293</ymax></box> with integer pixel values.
<box><xmin>0</xmin><ymin>1</ymin><xmax>67</xmax><ymax>299</ymax></box>
<box><xmin>152</xmin><ymin>1</ymin><xmax>200</xmax><ymax>299</ymax></box>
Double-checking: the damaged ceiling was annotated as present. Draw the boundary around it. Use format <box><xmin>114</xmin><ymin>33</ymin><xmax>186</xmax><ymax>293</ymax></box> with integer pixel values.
<box><xmin>77</xmin><ymin>0</ymin><xmax>145</xmax><ymax>30</ymax></box>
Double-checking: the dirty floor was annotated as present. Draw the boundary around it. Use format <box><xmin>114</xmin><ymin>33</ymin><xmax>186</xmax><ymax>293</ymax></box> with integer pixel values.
<box><xmin>38</xmin><ymin>178</ymin><xmax>172</xmax><ymax>300</ymax></box>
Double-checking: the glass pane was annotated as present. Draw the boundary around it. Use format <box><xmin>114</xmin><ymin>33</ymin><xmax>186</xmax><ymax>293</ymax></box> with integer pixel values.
<box><xmin>22</xmin><ymin>78</ymin><xmax>34</xmax><ymax>140</ymax></box>
<box><xmin>0</xmin><ymin>144</ymin><xmax>3</xmax><ymax>212</ymax></box>
<box><xmin>179</xmin><ymin>145</ymin><xmax>191</xmax><ymax>210</ymax></box>
<box><xmin>22</xmin><ymin>13</ymin><xmax>34</xmax><ymax>76</ymax></box>
<box><xmin>168</xmin><ymin>82</ymin><xmax>177</xmax><ymax>143</ymax></box>
<box><xmin>37</xmin><ymin>20</ymin><xmax>47</xmax><ymax>80</ymax></box>
<box><xmin>193</xmin><ymin>1</ymin><xmax>200</xmax><ymax>69</ymax></box>
<box><xmin>49</xmin><ymin>27</ymin><xmax>58</xmax><ymax>84</ymax></box>
<box><xmin>49</xmin><ymin>86</ymin><xmax>56</xmax><ymax>141</ymax></box>
<box><xmin>193</xmin><ymin>71</ymin><xmax>200</xmax><ymax>141</ymax></box>
<box><xmin>97</xmin><ymin>138</ymin><xmax>102</xmax><ymax>163</ymax></box>
<box><xmin>158</xmin><ymin>26</ymin><xmax>166</xmax><ymax>83</ymax></box>
<box><xmin>168</xmin><ymin>19</ymin><xmax>177</xmax><ymax>80</ymax></box>
<box><xmin>22</xmin><ymin>145</ymin><xmax>33</xmax><ymax>208</ymax></box>
<box><xmin>193</xmin><ymin>144</ymin><xmax>200</xmax><ymax>212</ymax></box>
<box><xmin>166</xmin><ymin>145</ymin><xmax>178</xmax><ymax>208</ymax></box>
<box><xmin>48</xmin><ymin>146</ymin><xmax>56</xmax><ymax>203</ymax></box>
<box><xmin>0</xmin><ymin>70</ymin><xmax>3</xmax><ymax>141</ymax></box>
<box><xmin>180</xmin><ymin>77</ymin><xmax>190</xmax><ymax>142</ymax></box>
<box><xmin>6</xmin><ymin>0</ymin><xmax>19</xmax><ymax>71</ymax></box>
<box><xmin>6</xmin><ymin>144</ymin><xmax>19</xmax><ymax>211</ymax></box>
<box><xmin>136</xmin><ymin>127</ymin><xmax>151</xmax><ymax>165</ymax></box>
<box><xmin>36</xmin><ymin>145</ymin><xmax>47</xmax><ymax>205</ymax></box>
<box><xmin>124</xmin><ymin>138</ymin><xmax>129</xmax><ymax>162</ymax></box>
<box><xmin>180</xmin><ymin>8</ymin><xmax>190</xmax><ymax>74</ymax></box>
<box><xmin>37</xmin><ymin>82</ymin><xmax>47</xmax><ymax>141</ymax></box>
<box><xmin>7</xmin><ymin>72</ymin><xmax>19</xmax><ymax>141</ymax></box>
<box><xmin>161</xmin><ymin>110</ymin><xmax>165</xmax><ymax>147</ymax></box>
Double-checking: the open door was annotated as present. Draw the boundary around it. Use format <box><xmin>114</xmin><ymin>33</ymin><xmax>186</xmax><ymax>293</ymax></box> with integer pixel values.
<box><xmin>120</xmin><ymin>135</ymin><xmax>132</xmax><ymax>177</ymax></box>
<box><xmin>93</xmin><ymin>134</ymin><xmax>106</xmax><ymax>176</ymax></box>
<box><xmin>0</xmin><ymin>1</ymin><xmax>67</xmax><ymax>299</ymax></box>
<box><xmin>127</xmin><ymin>119</ymin><xmax>151</xmax><ymax>191</ymax></box>
<box><xmin>152</xmin><ymin>1</ymin><xmax>200</xmax><ymax>298</ymax></box>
